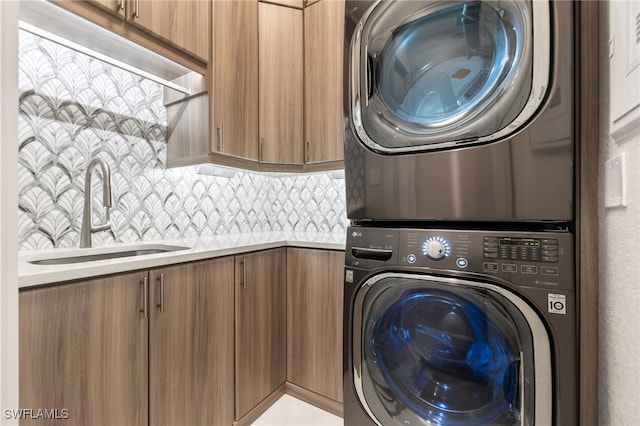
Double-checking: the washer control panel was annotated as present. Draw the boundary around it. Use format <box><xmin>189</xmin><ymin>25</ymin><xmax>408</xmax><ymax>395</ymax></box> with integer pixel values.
<box><xmin>483</xmin><ymin>237</ymin><xmax>559</xmax><ymax>263</ymax></box>
<box><xmin>346</xmin><ymin>226</ymin><xmax>574</xmax><ymax>291</ymax></box>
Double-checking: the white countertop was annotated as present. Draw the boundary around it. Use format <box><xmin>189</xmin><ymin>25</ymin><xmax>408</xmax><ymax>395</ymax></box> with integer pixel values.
<box><xmin>19</xmin><ymin>232</ymin><xmax>346</xmax><ymax>288</ymax></box>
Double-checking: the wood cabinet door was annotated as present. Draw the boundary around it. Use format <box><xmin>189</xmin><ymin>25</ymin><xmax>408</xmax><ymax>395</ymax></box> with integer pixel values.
<box><xmin>261</xmin><ymin>0</ymin><xmax>304</xmax><ymax>8</ymax></box>
<box><xmin>89</xmin><ymin>0</ymin><xmax>126</xmax><ymax>17</ymax></box>
<box><xmin>286</xmin><ymin>248</ymin><xmax>344</xmax><ymax>402</ymax></box>
<box><xmin>213</xmin><ymin>0</ymin><xmax>259</xmax><ymax>161</ymax></box>
<box><xmin>19</xmin><ymin>271</ymin><xmax>149</xmax><ymax>426</ymax></box>
<box><xmin>149</xmin><ymin>258</ymin><xmax>235</xmax><ymax>426</ymax></box>
<box><xmin>259</xmin><ymin>2</ymin><xmax>304</xmax><ymax>165</ymax></box>
<box><xmin>129</xmin><ymin>0</ymin><xmax>211</xmax><ymax>61</ymax></box>
<box><xmin>304</xmin><ymin>0</ymin><xmax>344</xmax><ymax>164</ymax></box>
<box><xmin>235</xmin><ymin>249</ymin><xmax>287</xmax><ymax>420</ymax></box>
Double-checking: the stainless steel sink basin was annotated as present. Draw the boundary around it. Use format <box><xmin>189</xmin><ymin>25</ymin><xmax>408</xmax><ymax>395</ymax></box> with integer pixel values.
<box><xmin>28</xmin><ymin>245</ymin><xmax>190</xmax><ymax>265</ymax></box>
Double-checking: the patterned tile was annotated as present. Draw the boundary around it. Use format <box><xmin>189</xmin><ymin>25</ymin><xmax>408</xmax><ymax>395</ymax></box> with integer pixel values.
<box><xmin>17</xmin><ymin>30</ymin><xmax>347</xmax><ymax>252</ymax></box>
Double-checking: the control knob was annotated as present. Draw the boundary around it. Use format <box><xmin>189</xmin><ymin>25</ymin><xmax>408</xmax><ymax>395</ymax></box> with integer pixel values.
<box><xmin>422</xmin><ymin>236</ymin><xmax>451</xmax><ymax>261</ymax></box>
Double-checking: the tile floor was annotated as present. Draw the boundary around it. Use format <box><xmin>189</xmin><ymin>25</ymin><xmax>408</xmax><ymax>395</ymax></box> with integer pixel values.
<box><xmin>251</xmin><ymin>395</ymin><xmax>343</xmax><ymax>426</ymax></box>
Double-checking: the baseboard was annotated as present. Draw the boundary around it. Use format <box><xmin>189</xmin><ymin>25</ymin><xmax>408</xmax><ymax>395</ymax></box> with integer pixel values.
<box><xmin>285</xmin><ymin>382</ymin><xmax>344</xmax><ymax>418</ymax></box>
<box><xmin>234</xmin><ymin>383</ymin><xmax>286</xmax><ymax>426</ymax></box>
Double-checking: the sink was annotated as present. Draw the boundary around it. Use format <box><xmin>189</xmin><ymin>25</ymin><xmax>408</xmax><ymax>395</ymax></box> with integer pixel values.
<box><xmin>27</xmin><ymin>245</ymin><xmax>190</xmax><ymax>265</ymax></box>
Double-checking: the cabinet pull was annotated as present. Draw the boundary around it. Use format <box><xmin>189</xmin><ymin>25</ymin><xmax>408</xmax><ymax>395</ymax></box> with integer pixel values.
<box><xmin>240</xmin><ymin>259</ymin><xmax>247</xmax><ymax>289</ymax></box>
<box><xmin>217</xmin><ymin>123</ymin><xmax>224</xmax><ymax>151</ymax></box>
<box><xmin>156</xmin><ymin>273</ymin><xmax>165</xmax><ymax>313</ymax></box>
<box><xmin>259</xmin><ymin>138</ymin><xmax>264</xmax><ymax>162</ymax></box>
<box><xmin>133</xmin><ymin>0</ymin><xmax>140</xmax><ymax>18</ymax></box>
<box><xmin>117</xmin><ymin>0</ymin><xmax>125</xmax><ymax>12</ymax></box>
<box><xmin>140</xmin><ymin>276</ymin><xmax>148</xmax><ymax>319</ymax></box>
<box><xmin>305</xmin><ymin>140</ymin><xmax>310</xmax><ymax>162</ymax></box>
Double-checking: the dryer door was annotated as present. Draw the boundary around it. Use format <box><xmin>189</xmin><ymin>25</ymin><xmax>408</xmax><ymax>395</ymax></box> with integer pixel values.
<box><xmin>350</xmin><ymin>0</ymin><xmax>551</xmax><ymax>153</ymax></box>
<box><xmin>353</xmin><ymin>273</ymin><xmax>552</xmax><ymax>426</ymax></box>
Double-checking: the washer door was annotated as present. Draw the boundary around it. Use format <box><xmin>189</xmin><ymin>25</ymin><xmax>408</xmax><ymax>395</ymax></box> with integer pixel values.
<box><xmin>353</xmin><ymin>273</ymin><xmax>551</xmax><ymax>426</ymax></box>
<box><xmin>350</xmin><ymin>0</ymin><xmax>551</xmax><ymax>153</ymax></box>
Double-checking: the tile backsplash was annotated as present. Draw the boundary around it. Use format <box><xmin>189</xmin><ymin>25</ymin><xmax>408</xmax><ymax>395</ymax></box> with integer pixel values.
<box><xmin>18</xmin><ymin>31</ymin><xmax>346</xmax><ymax>252</ymax></box>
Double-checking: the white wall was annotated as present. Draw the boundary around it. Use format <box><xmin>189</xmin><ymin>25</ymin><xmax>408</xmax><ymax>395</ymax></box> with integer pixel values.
<box><xmin>0</xmin><ymin>1</ymin><xmax>19</xmax><ymax>425</ymax></box>
<box><xmin>598</xmin><ymin>2</ymin><xmax>640</xmax><ymax>424</ymax></box>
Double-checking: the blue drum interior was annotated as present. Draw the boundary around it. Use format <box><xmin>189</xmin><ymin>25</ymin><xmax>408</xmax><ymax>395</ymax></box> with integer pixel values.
<box><xmin>360</xmin><ymin>279</ymin><xmax>534</xmax><ymax>426</ymax></box>
<box><xmin>377</xmin><ymin>2</ymin><xmax>520</xmax><ymax>126</ymax></box>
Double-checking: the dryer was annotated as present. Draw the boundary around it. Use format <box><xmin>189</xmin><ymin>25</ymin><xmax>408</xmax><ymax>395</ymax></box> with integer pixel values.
<box><xmin>344</xmin><ymin>226</ymin><xmax>577</xmax><ymax>425</ymax></box>
<box><xmin>343</xmin><ymin>0</ymin><xmax>574</xmax><ymax>223</ymax></box>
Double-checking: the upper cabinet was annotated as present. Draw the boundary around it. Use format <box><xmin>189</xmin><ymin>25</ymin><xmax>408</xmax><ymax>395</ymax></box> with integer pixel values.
<box><xmin>211</xmin><ymin>0</ymin><xmax>260</xmax><ymax>162</ymax></box>
<box><xmin>127</xmin><ymin>0</ymin><xmax>211</xmax><ymax>62</ymax></box>
<box><xmin>53</xmin><ymin>0</ymin><xmax>210</xmax><ymax>70</ymax></box>
<box><xmin>304</xmin><ymin>0</ymin><xmax>344</xmax><ymax>164</ymax></box>
<box><xmin>163</xmin><ymin>0</ymin><xmax>344</xmax><ymax>171</ymax></box>
<box><xmin>259</xmin><ymin>2</ymin><xmax>304</xmax><ymax>165</ymax></box>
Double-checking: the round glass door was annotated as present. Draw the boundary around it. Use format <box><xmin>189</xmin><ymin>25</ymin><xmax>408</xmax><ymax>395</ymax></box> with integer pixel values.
<box><xmin>350</xmin><ymin>1</ymin><xmax>551</xmax><ymax>152</ymax></box>
<box><xmin>353</xmin><ymin>274</ymin><xmax>551</xmax><ymax>426</ymax></box>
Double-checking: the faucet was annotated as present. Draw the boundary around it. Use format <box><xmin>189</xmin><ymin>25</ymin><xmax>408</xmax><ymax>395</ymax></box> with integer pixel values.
<box><xmin>80</xmin><ymin>158</ymin><xmax>112</xmax><ymax>248</ymax></box>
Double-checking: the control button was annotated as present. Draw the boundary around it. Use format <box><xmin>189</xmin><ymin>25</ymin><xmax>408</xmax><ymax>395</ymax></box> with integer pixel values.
<box><xmin>542</xmin><ymin>256</ymin><xmax>559</xmax><ymax>263</ymax></box>
<box><xmin>542</xmin><ymin>244</ymin><xmax>558</xmax><ymax>250</ymax></box>
<box><xmin>542</xmin><ymin>239</ymin><xmax>558</xmax><ymax>245</ymax></box>
<box><xmin>521</xmin><ymin>265</ymin><xmax>538</xmax><ymax>274</ymax></box>
<box><xmin>542</xmin><ymin>250</ymin><xmax>558</xmax><ymax>256</ymax></box>
<box><xmin>407</xmin><ymin>254</ymin><xmax>417</xmax><ymax>264</ymax></box>
<box><xmin>502</xmin><ymin>264</ymin><xmax>518</xmax><ymax>273</ymax></box>
<box><xmin>484</xmin><ymin>247</ymin><xmax>498</xmax><ymax>253</ymax></box>
<box><xmin>456</xmin><ymin>258</ymin><xmax>469</xmax><ymax>268</ymax></box>
<box><xmin>484</xmin><ymin>242</ymin><xmax>498</xmax><ymax>248</ymax></box>
<box><xmin>541</xmin><ymin>266</ymin><xmax>559</xmax><ymax>276</ymax></box>
<box><xmin>484</xmin><ymin>237</ymin><xmax>498</xmax><ymax>242</ymax></box>
<box><xmin>485</xmin><ymin>253</ymin><xmax>498</xmax><ymax>259</ymax></box>
<box><xmin>483</xmin><ymin>262</ymin><xmax>498</xmax><ymax>273</ymax></box>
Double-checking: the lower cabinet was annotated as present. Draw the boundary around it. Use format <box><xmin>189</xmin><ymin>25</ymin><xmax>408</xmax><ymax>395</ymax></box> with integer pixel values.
<box><xmin>286</xmin><ymin>248</ymin><xmax>344</xmax><ymax>404</ymax></box>
<box><xmin>234</xmin><ymin>248</ymin><xmax>287</xmax><ymax>421</ymax></box>
<box><xmin>20</xmin><ymin>271</ymin><xmax>149</xmax><ymax>426</ymax></box>
<box><xmin>19</xmin><ymin>257</ymin><xmax>235</xmax><ymax>426</ymax></box>
<box><xmin>149</xmin><ymin>259</ymin><xmax>235</xmax><ymax>426</ymax></box>
<box><xmin>19</xmin><ymin>246</ymin><xmax>341</xmax><ymax>424</ymax></box>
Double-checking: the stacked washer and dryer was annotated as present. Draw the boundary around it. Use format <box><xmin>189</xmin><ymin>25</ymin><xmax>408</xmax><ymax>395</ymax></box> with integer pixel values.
<box><xmin>342</xmin><ymin>1</ymin><xmax>577</xmax><ymax>425</ymax></box>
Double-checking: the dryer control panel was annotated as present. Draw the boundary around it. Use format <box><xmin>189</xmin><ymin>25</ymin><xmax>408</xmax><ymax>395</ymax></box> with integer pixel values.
<box><xmin>346</xmin><ymin>226</ymin><xmax>574</xmax><ymax>291</ymax></box>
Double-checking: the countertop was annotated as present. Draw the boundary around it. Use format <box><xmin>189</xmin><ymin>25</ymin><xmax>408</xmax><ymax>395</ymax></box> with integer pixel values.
<box><xmin>19</xmin><ymin>232</ymin><xmax>346</xmax><ymax>288</ymax></box>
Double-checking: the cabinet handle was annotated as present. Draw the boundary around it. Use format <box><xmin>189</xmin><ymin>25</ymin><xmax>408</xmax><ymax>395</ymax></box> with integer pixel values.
<box><xmin>156</xmin><ymin>273</ymin><xmax>165</xmax><ymax>313</ymax></box>
<box><xmin>306</xmin><ymin>140</ymin><xmax>310</xmax><ymax>162</ymax></box>
<box><xmin>217</xmin><ymin>123</ymin><xmax>224</xmax><ymax>151</ymax></box>
<box><xmin>259</xmin><ymin>138</ymin><xmax>264</xmax><ymax>162</ymax></box>
<box><xmin>140</xmin><ymin>276</ymin><xmax>148</xmax><ymax>319</ymax></box>
<box><xmin>117</xmin><ymin>0</ymin><xmax>125</xmax><ymax>12</ymax></box>
<box><xmin>240</xmin><ymin>259</ymin><xmax>246</xmax><ymax>289</ymax></box>
<box><xmin>133</xmin><ymin>0</ymin><xmax>140</xmax><ymax>19</ymax></box>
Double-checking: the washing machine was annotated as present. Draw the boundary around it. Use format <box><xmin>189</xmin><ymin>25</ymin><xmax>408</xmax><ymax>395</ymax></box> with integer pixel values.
<box><xmin>344</xmin><ymin>226</ymin><xmax>577</xmax><ymax>425</ymax></box>
<box><xmin>343</xmin><ymin>0</ymin><xmax>575</xmax><ymax>222</ymax></box>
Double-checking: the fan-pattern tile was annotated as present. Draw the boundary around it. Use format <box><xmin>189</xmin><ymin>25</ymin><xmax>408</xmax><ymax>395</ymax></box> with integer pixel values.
<box><xmin>18</xmin><ymin>30</ymin><xmax>347</xmax><ymax>252</ymax></box>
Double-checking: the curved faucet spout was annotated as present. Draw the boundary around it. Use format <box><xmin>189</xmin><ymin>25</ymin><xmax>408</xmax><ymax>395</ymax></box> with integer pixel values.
<box><xmin>80</xmin><ymin>158</ymin><xmax>112</xmax><ymax>248</ymax></box>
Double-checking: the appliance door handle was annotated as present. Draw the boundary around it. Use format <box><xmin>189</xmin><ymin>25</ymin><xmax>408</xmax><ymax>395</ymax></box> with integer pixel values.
<box><xmin>364</xmin><ymin>45</ymin><xmax>371</xmax><ymax>106</ymax></box>
<box><xmin>365</xmin><ymin>47</ymin><xmax>374</xmax><ymax>103</ymax></box>
<box><xmin>351</xmin><ymin>247</ymin><xmax>393</xmax><ymax>261</ymax></box>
